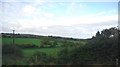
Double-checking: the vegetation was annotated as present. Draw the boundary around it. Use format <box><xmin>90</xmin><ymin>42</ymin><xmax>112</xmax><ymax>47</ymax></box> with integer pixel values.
<box><xmin>27</xmin><ymin>51</ymin><xmax>55</xmax><ymax>65</ymax></box>
<box><xmin>2</xmin><ymin>27</ymin><xmax>119</xmax><ymax>66</ymax></box>
<box><xmin>56</xmin><ymin>27</ymin><xmax>118</xmax><ymax>65</ymax></box>
<box><xmin>23</xmin><ymin>47</ymin><xmax>63</xmax><ymax>57</ymax></box>
<box><xmin>2</xmin><ymin>44</ymin><xmax>23</xmax><ymax>65</ymax></box>
<box><xmin>2</xmin><ymin>38</ymin><xmax>41</xmax><ymax>46</ymax></box>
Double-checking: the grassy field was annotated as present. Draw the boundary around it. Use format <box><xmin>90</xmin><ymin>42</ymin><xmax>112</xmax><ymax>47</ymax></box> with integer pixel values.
<box><xmin>23</xmin><ymin>47</ymin><xmax>63</xmax><ymax>58</ymax></box>
<box><xmin>2</xmin><ymin>37</ymin><xmax>87</xmax><ymax>58</ymax></box>
<box><xmin>2</xmin><ymin>37</ymin><xmax>41</xmax><ymax>46</ymax></box>
<box><xmin>2</xmin><ymin>37</ymin><xmax>87</xmax><ymax>46</ymax></box>
<box><xmin>2</xmin><ymin>37</ymin><xmax>88</xmax><ymax>65</ymax></box>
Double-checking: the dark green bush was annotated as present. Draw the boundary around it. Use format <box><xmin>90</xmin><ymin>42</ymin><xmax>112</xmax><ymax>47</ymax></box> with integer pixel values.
<box><xmin>27</xmin><ymin>51</ymin><xmax>55</xmax><ymax>65</ymax></box>
<box><xmin>2</xmin><ymin>44</ymin><xmax>23</xmax><ymax>57</ymax></box>
<box><xmin>2</xmin><ymin>44</ymin><xmax>23</xmax><ymax>65</ymax></box>
<box><xmin>17</xmin><ymin>44</ymin><xmax>38</xmax><ymax>48</ymax></box>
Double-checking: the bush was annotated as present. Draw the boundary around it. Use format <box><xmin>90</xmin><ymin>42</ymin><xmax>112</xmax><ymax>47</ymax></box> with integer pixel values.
<box><xmin>2</xmin><ymin>44</ymin><xmax>23</xmax><ymax>57</ymax></box>
<box><xmin>57</xmin><ymin>47</ymin><xmax>74</xmax><ymax>64</ymax></box>
<box><xmin>2</xmin><ymin>44</ymin><xmax>23</xmax><ymax>65</ymax></box>
<box><xmin>41</xmin><ymin>37</ymin><xmax>51</xmax><ymax>45</ymax></box>
<box><xmin>17</xmin><ymin>44</ymin><xmax>38</xmax><ymax>48</ymax></box>
<box><xmin>27</xmin><ymin>51</ymin><xmax>55</xmax><ymax>65</ymax></box>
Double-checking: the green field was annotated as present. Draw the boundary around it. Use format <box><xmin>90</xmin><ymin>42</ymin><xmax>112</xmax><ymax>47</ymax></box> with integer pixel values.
<box><xmin>2</xmin><ymin>37</ymin><xmax>41</xmax><ymax>46</ymax></box>
<box><xmin>23</xmin><ymin>47</ymin><xmax>63</xmax><ymax>57</ymax></box>
<box><xmin>2</xmin><ymin>37</ymin><xmax>86</xmax><ymax>58</ymax></box>
<box><xmin>2</xmin><ymin>37</ymin><xmax>86</xmax><ymax>46</ymax></box>
<box><xmin>2</xmin><ymin>37</ymin><xmax>88</xmax><ymax>65</ymax></box>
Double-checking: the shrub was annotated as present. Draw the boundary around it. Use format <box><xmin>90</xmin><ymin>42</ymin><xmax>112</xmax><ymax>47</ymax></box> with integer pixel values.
<box><xmin>18</xmin><ymin>44</ymin><xmax>38</xmax><ymax>48</ymax></box>
<box><xmin>2</xmin><ymin>44</ymin><xmax>23</xmax><ymax>65</ymax></box>
<box><xmin>27</xmin><ymin>51</ymin><xmax>55</xmax><ymax>65</ymax></box>
<box><xmin>2</xmin><ymin>44</ymin><xmax>23</xmax><ymax>57</ymax></box>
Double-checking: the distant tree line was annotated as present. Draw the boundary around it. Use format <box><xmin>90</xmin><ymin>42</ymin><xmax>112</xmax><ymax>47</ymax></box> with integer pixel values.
<box><xmin>1</xmin><ymin>33</ymin><xmax>41</xmax><ymax>38</ymax></box>
<box><xmin>1</xmin><ymin>33</ymin><xmax>81</xmax><ymax>41</ymax></box>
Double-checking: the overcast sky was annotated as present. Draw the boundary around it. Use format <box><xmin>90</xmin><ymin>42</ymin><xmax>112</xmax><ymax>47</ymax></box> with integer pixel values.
<box><xmin>1</xmin><ymin>0</ymin><xmax>119</xmax><ymax>39</ymax></box>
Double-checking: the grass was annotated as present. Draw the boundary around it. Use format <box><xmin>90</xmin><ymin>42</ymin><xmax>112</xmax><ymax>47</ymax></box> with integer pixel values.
<box><xmin>2</xmin><ymin>37</ymin><xmax>87</xmax><ymax>58</ymax></box>
<box><xmin>23</xmin><ymin>47</ymin><xmax>63</xmax><ymax>58</ymax></box>
<box><xmin>2</xmin><ymin>37</ymin><xmax>41</xmax><ymax>46</ymax></box>
<box><xmin>2</xmin><ymin>37</ymin><xmax>88</xmax><ymax>65</ymax></box>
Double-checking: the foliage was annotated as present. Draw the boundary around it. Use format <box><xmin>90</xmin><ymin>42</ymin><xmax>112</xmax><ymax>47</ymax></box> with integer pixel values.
<box><xmin>2</xmin><ymin>44</ymin><xmax>23</xmax><ymax>65</ymax></box>
<box><xmin>23</xmin><ymin>47</ymin><xmax>63</xmax><ymax>58</ymax></box>
<box><xmin>40</xmin><ymin>37</ymin><xmax>53</xmax><ymax>48</ymax></box>
<box><xmin>2</xmin><ymin>44</ymin><xmax>23</xmax><ymax>57</ymax></box>
<box><xmin>27</xmin><ymin>51</ymin><xmax>55</xmax><ymax>65</ymax></box>
<box><xmin>57</xmin><ymin>47</ymin><xmax>71</xmax><ymax>64</ymax></box>
<box><xmin>95</xmin><ymin>31</ymin><xmax>101</xmax><ymax>37</ymax></box>
<box><xmin>2</xmin><ymin>38</ymin><xmax>41</xmax><ymax>47</ymax></box>
<box><xmin>2</xmin><ymin>27</ymin><xmax>118</xmax><ymax>65</ymax></box>
<box><xmin>17</xmin><ymin>44</ymin><xmax>38</xmax><ymax>48</ymax></box>
<box><xmin>56</xmin><ymin>27</ymin><xmax>118</xmax><ymax>65</ymax></box>
<box><xmin>41</xmin><ymin>37</ymin><xmax>51</xmax><ymax>45</ymax></box>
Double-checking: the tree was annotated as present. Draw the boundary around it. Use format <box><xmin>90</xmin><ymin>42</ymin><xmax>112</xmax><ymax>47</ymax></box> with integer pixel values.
<box><xmin>56</xmin><ymin>27</ymin><xmax>118</xmax><ymax>65</ymax></box>
<box><xmin>86</xmin><ymin>27</ymin><xmax>118</xmax><ymax>64</ymax></box>
<box><xmin>42</xmin><ymin>37</ymin><xmax>51</xmax><ymax>45</ymax></box>
<box><xmin>40</xmin><ymin>36</ymin><xmax>51</xmax><ymax>47</ymax></box>
<box><xmin>95</xmin><ymin>31</ymin><xmax>101</xmax><ymax>37</ymax></box>
<box><xmin>101</xmin><ymin>29</ymin><xmax>111</xmax><ymax>38</ymax></box>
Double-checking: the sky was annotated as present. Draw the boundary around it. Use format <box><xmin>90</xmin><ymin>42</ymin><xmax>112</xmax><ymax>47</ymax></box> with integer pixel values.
<box><xmin>0</xmin><ymin>0</ymin><xmax>119</xmax><ymax>39</ymax></box>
